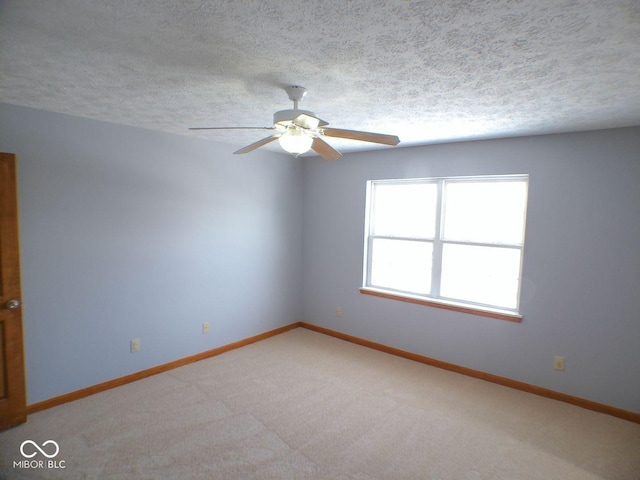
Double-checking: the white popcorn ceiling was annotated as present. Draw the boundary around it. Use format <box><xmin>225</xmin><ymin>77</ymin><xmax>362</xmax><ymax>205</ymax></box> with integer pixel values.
<box><xmin>1</xmin><ymin>0</ymin><xmax>639</xmax><ymax>155</ymax></box>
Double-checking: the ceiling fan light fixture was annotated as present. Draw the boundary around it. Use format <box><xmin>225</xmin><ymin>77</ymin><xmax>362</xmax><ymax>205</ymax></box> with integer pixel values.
<box><xmin>278</xmin><ymin>127</ymin><xmax>313</xmax><ymax>156</ymax></box>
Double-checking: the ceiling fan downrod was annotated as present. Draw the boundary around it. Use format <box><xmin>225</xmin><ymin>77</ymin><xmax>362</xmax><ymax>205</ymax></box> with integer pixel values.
<box><xmin>285</xmin><ymin>85</ymin><xmax>307</xmax><ymax>110</ymax></box>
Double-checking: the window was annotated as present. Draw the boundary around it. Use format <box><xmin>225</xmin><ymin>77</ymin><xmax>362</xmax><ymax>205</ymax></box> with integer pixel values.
<box><xmin>361</xmin><ymin>175</ymin><xmax>528</xmax><ymax>320</ymax></box>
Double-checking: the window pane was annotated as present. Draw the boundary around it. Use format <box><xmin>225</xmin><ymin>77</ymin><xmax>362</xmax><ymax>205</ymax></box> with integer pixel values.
<box><xmin>443</xmin><ymin>180</ymin><xmax>527</xmax><ymax>245</ymax></box>
<box><xmin>370</xmin><ymin>238</ymin><xmax>432</xmax><ymax>295</ymax></box>
<box><xmin>440</xmin><ymin>243</ymin><xmax>521</xmax><ymax>309</ymax></box>
<box><xmin>372</xmin><ymin>183</ymin><xmax>437</xmax><ymax>238</ymax></box>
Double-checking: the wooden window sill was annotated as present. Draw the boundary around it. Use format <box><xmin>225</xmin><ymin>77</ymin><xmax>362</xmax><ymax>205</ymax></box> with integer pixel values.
<box><xmin>359</xmin><ymin>287</ymin><xmax>522</xmax><ymax>322</ymax></box>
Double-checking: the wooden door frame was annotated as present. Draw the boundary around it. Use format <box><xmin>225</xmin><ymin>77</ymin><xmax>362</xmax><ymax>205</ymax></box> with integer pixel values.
<box><xmin>0</xmin><ymin>152</ymin><xmax>27</xmax><ymax>430</ymax></box>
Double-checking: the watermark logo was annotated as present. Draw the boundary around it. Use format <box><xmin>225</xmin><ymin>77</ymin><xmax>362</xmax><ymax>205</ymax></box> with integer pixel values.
<box><xmin>20</xmin><ymin>440</ymin><xmax>60</xmax><ymax>458</ymax></box>
<box><xmin>13</xmin><ymin>440</ymin><xmax>66</xmax><ymax>470</ymax></box>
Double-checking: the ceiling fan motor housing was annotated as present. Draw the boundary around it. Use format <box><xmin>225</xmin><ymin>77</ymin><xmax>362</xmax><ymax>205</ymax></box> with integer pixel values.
<box><xmin>273</xmin><ymin>109</ymin><xmax>317</xmax><ymax>127</ymax></box>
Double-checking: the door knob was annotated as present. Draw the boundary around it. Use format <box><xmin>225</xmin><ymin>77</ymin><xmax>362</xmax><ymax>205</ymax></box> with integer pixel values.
<box><xmin>6</xmin><ymin>299</ymin><xmax>20</xmax><ymax>309</ymax></box>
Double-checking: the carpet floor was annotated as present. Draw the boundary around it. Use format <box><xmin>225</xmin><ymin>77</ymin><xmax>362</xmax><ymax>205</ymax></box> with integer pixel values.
<box><xmin>1</xmin><ymin>327</ymin><xmax>639</xmax><ymax>479</ymax></box>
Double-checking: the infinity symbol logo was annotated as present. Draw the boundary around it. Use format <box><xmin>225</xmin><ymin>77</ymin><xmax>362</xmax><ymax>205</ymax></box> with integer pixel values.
<box><xmin>20</xmin><ymin>440</ymin><xmax>60</xmax><ymax>459</ymax></box>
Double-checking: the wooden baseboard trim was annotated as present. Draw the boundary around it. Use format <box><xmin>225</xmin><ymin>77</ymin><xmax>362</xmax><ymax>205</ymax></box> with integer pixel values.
<box><xmin>28</xmin><ymin>321</ymin><xmax>639</xmax><ymax>425</ymax></box>
<box><xmin>299</xmin><ymin>322</ymin><xmax>640</xmax><ymax>424</ymax></box>
<box><xmin>27</xmin><ymin>322</ymin><xmax>302</xmax><ymax>415</ymax></box>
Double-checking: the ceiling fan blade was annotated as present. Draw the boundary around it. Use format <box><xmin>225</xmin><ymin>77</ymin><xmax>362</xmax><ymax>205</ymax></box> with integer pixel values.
<box><xmin>321</xmin><ymin>128</ymin><xmax>400</xmax><ymax>146</ymax></box>
<box><xmin>188</xmin><ymin>126</ymin><xmax>275</xmax><ymax>131</ymax></box>
<box><xmin>312</xmin><ymin>137</ymin><xmax>342</xmax><ymax>161</ymax></box>
<box><xmin>234</xmin><ymin>134</ymin><xmax>281</xmax><ymax>154</ymax></box>
<box><xmin>292</xmin><ymin>113</ymin><xmax>329</xmax><ymax>130</ymax></box>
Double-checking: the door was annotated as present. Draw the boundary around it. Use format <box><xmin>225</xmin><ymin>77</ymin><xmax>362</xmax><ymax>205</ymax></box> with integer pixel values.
<box><xmin>0</xmin><ymin>152</ymin><xmax>27</xmax><ymax>430</ymax></box>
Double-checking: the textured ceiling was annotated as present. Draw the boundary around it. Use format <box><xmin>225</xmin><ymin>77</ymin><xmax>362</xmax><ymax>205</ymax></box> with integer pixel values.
<box><xmin>1</xmin><ymin>0</ymin><xmax>640</xmax><ymax>156</ymax></box>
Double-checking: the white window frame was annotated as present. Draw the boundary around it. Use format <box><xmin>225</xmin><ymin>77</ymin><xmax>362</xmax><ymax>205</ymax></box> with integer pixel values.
<box><xmin>361</xmin><ymin>174</ymin><xmax>528</xmax><ymax>321</ymax></box>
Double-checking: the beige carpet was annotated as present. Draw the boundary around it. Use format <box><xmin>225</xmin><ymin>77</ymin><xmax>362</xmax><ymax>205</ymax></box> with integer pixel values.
<box><xmin>1</xmin><ymin>327</ymin><xmax>639</xmax><ymax>479</ymax></box>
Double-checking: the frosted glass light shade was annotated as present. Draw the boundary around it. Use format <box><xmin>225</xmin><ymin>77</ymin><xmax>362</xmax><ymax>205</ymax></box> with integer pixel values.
<box><xmin>278</xmin><ymin>128</ymin><xmax>313</xmax><ymax>155</ymax></box>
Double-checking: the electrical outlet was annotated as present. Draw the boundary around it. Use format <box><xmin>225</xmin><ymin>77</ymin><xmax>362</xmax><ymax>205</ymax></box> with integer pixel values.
<box><xmin>130</xmin><ymin>338</ymin><xmax>141</xmax><ymax>353</ymax></box>
<box><xmin>203</xmin><ymin>322</ymin><xmax>210</xmax><ymax>334</ymax></box>
<box><xmin>553</xmin><ymin>355</ymin><xmax>565</xmax><ymax>371</ymax></box>
<box><xmin>336</xmin><ymin>307</ymin><xmax>342</xmax><ymax>318</ymax></box>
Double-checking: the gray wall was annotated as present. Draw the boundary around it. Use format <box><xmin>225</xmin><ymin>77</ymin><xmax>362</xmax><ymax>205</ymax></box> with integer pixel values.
<box><xmin>301</xmin><ymin>127</ymin><xmax>640</xmax><ymax>413</ymax></box>
<box><xmin>0</xmin><ymin>103</ymin><xmax>303</xmax><ymax>404</ymax></box>
<box><xmin>2</xmin><ymin>101</ymin><xmax>639</xmax><ymax>414</ymax></box>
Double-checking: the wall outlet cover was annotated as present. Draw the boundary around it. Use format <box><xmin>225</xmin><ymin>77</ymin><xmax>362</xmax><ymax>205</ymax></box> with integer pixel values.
<box><xmin>553</xmin><ymin>355</ymin><xmax>565</xmax><ymax>371</ymax></box>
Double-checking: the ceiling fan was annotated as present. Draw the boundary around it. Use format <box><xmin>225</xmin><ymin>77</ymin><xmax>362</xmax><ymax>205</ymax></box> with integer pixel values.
<box><xmin>189</xmin><ymin>86</ymin><xmax>400</xmax><ymax>160</ymax></box>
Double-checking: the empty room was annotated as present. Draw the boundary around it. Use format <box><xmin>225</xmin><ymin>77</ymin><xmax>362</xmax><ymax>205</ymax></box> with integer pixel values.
<box><xmin>1</xmin><ymin>1</ymin><xmax>639</xmax><ymax>479</ymax></box>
